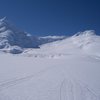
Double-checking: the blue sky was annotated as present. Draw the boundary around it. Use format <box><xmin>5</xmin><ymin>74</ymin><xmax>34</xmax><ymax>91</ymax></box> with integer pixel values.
<box><xmin>0</xmin><ymin>0</ymin><xmax>100</xmax><ymax>36</ymax></box>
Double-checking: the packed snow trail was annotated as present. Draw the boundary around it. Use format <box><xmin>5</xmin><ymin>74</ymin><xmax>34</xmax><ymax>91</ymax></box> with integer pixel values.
<box><xmin>0</xmin><ymin>51</ymin><xmax>100</xmax><ymax>100</ymax></box>
<box><xmin>0</xmin><ymin>65</ymin><xmax>58</xmax><ymax>90</ymax></box>
<box><xmin>0</xmin><ymin>78</ymin><xmax>99</xmax><ymax>100</ymax></box>
<box><xmin>60</xmin><ymin>79</ymin><xmax>98</xmax><ymax>100</ymax></box>
<box><xmin>0</xmin><ymin>55</ymin><xmax>99</xmax><ymax>100</ymax></box>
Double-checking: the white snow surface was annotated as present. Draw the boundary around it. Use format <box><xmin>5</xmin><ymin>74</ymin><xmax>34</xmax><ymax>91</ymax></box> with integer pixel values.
<box><xmin>0</xmin><ymin>18</ymin><xmax>100</xmax><ymax>100</ymax></box>
<box><xmin>0</xmin><ymin>29</ymin><xmax>100</xmax><ymax>100</ymax></box>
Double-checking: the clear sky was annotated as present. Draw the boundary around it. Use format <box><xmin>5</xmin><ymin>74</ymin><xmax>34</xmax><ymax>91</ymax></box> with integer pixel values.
<box><xmin>0</xmin><ymin>0</ymin><xmax>100</xmax><ymax>36</ymax></box>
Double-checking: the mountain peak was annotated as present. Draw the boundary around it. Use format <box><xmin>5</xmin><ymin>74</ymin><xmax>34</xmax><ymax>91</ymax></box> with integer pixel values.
<box><xmin>0</xmin><ymin>18</ymin><xmax>66</xmax><ymax>54</ymax></box>
<box><xmin>0</xmin><ymin>18</ymin><xmax>98</xmax><ymax>54</ymax></box>
<box><xmin>0</xmin><ymin>17</ymin><xmax>7</xmax><ymax>22</ymax></box>
<box><xmin>74</xmin><ymin>30</ymin><xmax>96</xmax><ymax>37</ymax></box>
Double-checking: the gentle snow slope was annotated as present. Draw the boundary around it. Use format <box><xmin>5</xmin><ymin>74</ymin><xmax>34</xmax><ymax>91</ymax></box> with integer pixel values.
<box><xmin>0</xmin><ymin>30</ymin><xmax>100</xmax><ymax>100</ymax></box>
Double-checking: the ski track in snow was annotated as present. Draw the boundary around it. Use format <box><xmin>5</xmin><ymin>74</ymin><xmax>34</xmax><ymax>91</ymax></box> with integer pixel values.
<box><xmin>0</xmin><ymin>53</ymin><xmax>99</xmax><ymax>100</ymax></box>
<box><xmin>60</xmin><ymin>79</ymin><xmax>99</xmax><ymax>100</ymax></box>
<box><xmin>0</xmin><ymin>65</ymin><xmax>55</xmax><ymax>90</ymax></box>
<box><xmin>0</xmin><ymin>71</ymin><xmax>99</xmax><ymax>100</ymax></box>
<box><xmin>0</xmin><ymin>78</ymin><xmax>99</xmax><ymax>100</ymax></box>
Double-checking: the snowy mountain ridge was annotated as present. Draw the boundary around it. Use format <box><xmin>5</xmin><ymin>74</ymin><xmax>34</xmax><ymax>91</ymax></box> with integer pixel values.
<box><xmin>0</xmin><ymin>17</ymin><xmax>67</xmax><ymax>53</ymax></box>
<box><xmin>0</xmin><ymin>17</ymin><xmax>100</xmax><ymax>56</ymax></box>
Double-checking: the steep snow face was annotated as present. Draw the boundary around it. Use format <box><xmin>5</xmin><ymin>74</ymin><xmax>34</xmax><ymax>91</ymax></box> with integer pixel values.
<box><xmin>0</xmin><ymin>17</ymin><xmax>39</xmax><ymax>50</ymax></box>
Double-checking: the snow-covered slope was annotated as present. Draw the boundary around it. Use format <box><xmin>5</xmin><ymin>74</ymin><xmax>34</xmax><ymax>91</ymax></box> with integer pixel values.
<box><xmin>72</xmin><ymin>30</ymin><xmax>100</xmax><ymax>57</ymax></box>
<box><xmin>0</xmin><ymin>18</ymin><xmax>100</xmax><ymax>100</ymax></box>
<box><xmin>0</xmin><ymin>17</ymin><xmax>66</xmax><ymax>54</ymax></box>
<box><xmin>23</xmin><ymin>30</ymin><xmax>100</xmax><ymax>59</ymax></box>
